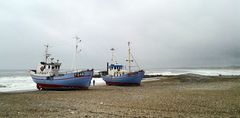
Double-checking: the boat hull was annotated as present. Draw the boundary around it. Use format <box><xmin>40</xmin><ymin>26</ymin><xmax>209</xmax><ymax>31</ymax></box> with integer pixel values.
<box><xmin>102</xmin><ymin>70</ymin><xmax>144</xmax><ymax>86</ymax></box>
<box><xmin>30</xmin><ymin>70</ymin><xmax>93</xmax><ymax>90</ymax></box>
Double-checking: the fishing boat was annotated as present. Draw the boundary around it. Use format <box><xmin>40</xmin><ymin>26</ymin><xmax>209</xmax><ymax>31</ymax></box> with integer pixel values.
<box><xmin>29</xmin><ymin>37</ymin><xmax>93</xmax><ymax>90</ymax></box>
<box><xmin>102</xmin><ymin>42</ymin><xmax>145</xmax><ymax>86</ymax></box>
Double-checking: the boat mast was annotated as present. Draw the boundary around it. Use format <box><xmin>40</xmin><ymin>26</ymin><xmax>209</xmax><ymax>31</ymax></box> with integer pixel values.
<box><xmin>44</xmin><ymin>44</ymin><xmax>50</xmax><ymax>63</ymax></box>
<box><xmin>126</xmin><ymin>42</ymin><xmax>133</xmax><ymax>72</ymax></box>
<box><xmin>110</xmin><ymin>48</ymin><xmax>116</xmax><ymax>64</ymax></box>
<box><xmin>72</xmin><ymin>36</ymin><xmax>81</xmax><ymax>70</ymax></box>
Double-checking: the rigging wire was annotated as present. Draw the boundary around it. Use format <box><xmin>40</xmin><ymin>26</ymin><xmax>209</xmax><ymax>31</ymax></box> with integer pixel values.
<box><xmin>130</xmin><ymin>52</ymin><xmax>142</xmax><ymax>70</ymax></box>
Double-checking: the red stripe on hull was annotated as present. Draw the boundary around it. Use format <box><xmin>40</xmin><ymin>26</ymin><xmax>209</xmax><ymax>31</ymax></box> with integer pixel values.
<box><xmin>106</xmin><ymin>82</ymin><xmax>140</xmax><ymax>86</ymax></box>
<box><xmin>36</xmin><ymin>83</ymin><xmax>88</xmax><ymax>90</ymax></box>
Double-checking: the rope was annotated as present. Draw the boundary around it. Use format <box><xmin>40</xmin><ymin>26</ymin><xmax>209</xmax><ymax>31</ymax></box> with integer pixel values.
<box><xmin>130</xmin><ymin>52</ymin><xmax>142</xmax><ymax>70</ymax></box>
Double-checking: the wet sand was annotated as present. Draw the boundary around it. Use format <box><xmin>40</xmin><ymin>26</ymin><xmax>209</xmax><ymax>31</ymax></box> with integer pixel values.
<box><xmin>0</xmin><ymin>74</ymin><xmax>240</xmax><ymax>117</ymax></box>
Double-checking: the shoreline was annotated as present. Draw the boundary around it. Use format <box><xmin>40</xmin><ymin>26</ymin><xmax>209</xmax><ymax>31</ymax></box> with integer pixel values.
<box><xmin>1</xmin><ymin>74</ymin><xmax>239</xmax><ymax>94</ymax></box>
<box><xmin>0</xmin><ymin>76</ymin><xmax>161</xmax><ymax>94</ymax></box>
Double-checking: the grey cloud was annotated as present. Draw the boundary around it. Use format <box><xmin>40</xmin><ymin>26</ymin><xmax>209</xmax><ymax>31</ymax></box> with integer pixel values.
<box><xmin>0</xmin><ymin>0</ymin><xmax>239</xmax><ymax>69</ymax></box>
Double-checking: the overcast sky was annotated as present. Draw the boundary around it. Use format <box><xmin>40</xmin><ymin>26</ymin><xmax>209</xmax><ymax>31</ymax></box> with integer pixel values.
<box><xmin>0</xmin><ymin>0</ymin><xmax>239</xmax><ymax>70</ymax></box>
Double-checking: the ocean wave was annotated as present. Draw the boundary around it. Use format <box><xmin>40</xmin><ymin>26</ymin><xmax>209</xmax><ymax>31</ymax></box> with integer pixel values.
<box><xmin>0</xmin><ymin>76</ymin><xmax>36</xmax><ymax>92</ymax></box>
<box><xmin>0</xmin><ymin>85</ymin><xmax>6</xmax><ymax>88</ymax></box>
<box><xmin>146</xmin><ymin>69</ymin><xmax>240</xmax><ymax>76</ymax></box>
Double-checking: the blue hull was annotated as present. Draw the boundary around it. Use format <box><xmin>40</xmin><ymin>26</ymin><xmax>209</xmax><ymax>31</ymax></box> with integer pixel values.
<box><xmin>102</xmin><ymin>70</ymin><xmax>145</xmax><ymax>86</ymax></box>
<box><xmin>30</xmin><ymin>70</ymin><xmax>93</xmax><ymax>90</ymax></box>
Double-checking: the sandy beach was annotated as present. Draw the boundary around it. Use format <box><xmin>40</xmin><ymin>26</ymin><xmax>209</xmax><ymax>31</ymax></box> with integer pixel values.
<box><xmin>0</xmin><ymin>74</ymin><xmax>240</xmax><ymax>118</ymax></box>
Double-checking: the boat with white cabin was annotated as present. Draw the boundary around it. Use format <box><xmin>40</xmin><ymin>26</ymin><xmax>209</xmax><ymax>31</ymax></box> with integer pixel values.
<box><xmin>102</xmin><ymin>42</ymin><xmax>145</xmax><ymax>86</ymax></box>
<box><xmin>29</xmin><ymin>37</ymin><xmax>93</xmax><ymax>90</ymax></box>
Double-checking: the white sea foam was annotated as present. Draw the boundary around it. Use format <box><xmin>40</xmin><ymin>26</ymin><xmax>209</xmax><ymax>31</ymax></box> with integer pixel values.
<box><xmin>147</xmin><ymin>69</ymin><xmax>240</xmax><ymax>76</ymax></box>
<box><xmin>0</xmin><ymin>76</ymin><xmax>37</xmax><ymax>92</ymax></box>
<box><xmin>91</xmin><ymin>78</ymin><xmax>106</xmax><ymax>86</ymax></box>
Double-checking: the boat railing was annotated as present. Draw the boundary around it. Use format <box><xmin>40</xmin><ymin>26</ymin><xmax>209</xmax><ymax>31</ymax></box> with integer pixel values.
<box><xmin>62</xmin><ymin>69</ymin><xmax>94</xmax><ymax>74</ymax></box>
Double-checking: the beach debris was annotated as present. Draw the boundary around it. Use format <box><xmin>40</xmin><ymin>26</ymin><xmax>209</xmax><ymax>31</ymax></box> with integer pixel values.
<box><xmin>68</xmin><ymin>109</ymin><xmax>75</xmax><ymax>114</ymax></box>
<box><xmin>100</xmin><ymin>102</ymin><xmax>104</xmax><ymax>105</ymax></box>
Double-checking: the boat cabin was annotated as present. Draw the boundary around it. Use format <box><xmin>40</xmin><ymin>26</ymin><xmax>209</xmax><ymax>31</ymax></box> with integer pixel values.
<box><xmin>108</xmin><ymin>64</ymin><xmax>126</xmax><ymax>76</ymax></box>
<box><xmin>36</xmin><ymin>61</ymin><xmax>61</xmax><ymax>76</ymax></box>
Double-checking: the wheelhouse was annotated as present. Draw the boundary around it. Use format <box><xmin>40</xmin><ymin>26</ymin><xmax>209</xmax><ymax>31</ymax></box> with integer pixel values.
<box><xmin>36</xmin><ymin>61</ymin><xmax>61</xmax><ymax>76</ymax></box>
<box><xmin>108</xmin><ymin>64</ymin><xmax>126</xmax><ymax>76</ymax></box>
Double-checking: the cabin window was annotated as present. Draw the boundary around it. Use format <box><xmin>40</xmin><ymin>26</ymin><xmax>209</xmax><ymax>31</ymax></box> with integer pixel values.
<box><xmin>52</xmin><ymin>66</ymin><xmax>54</xmax><ymax>69</ymax></box>
<box><xmin>48</xmin><ymin>65</ymin><xmax>50</xmax><ymax>69</ymax></box>
<box><xmin>40</xmin><ymin>66</ymin><xmax>45</xmax><ymax>71</ymax></box>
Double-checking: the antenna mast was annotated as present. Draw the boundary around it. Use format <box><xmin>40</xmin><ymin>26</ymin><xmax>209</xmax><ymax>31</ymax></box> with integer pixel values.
<box><xmin>44</xmin><ymin>44</ymin><xmax>51</xmax><ymax>63</ymax></box>
<box><xmin>72</xmin><ymin>36</ymin><xmax>81</xmax><ymax>70</ymax></box>
<box><xmin>110</xmin><ymin>48</ymin><xmax>116</xmax><ymax>64</ymax></box>
<box><xmin>126</xmin><ymin>42</ymin><xmax>133</xmax><ymax>72</ymax></box>
<box><xmin>75</xmin><ymin>36</ymin><xmax>81</xmax><ymax>55</ymax></box>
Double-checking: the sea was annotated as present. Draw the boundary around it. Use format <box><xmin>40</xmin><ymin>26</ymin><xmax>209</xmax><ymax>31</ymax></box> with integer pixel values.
<box><xmin>0</xmin><ymin>68</ymin><xmax>240</xmax><ymax>92</ymax></box>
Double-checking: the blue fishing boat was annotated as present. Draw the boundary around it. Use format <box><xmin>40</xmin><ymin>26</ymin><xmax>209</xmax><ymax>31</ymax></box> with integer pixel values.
<box><xmin>29</xmin><ymin>37</ymin><xmax>93</xmax><ymax>90</ymax></box>
<box><xmin>102</xmin><ymin>42</ymin><xmax>145</xmax><ymax>86</ymax></box>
